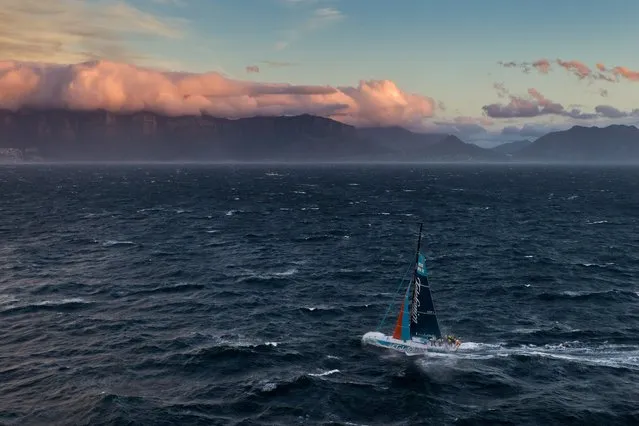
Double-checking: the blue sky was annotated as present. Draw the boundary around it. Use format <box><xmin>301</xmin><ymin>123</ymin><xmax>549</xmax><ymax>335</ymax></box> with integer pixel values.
<box><xmin>137</xmin><ymin>0</ymin><xmax>639</xmax><ymax>118</ymax></box>
<box><xmin>4</xmin><ymin>0</ymin><xmax>639</xmax><ymax>144</ymax></box>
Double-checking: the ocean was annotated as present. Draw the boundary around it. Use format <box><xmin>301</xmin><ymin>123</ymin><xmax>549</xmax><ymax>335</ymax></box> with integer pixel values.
<box><xmin>1</xmin><ymin>163</ymin><xmax>638</xmax><ymax>425</ymax></box>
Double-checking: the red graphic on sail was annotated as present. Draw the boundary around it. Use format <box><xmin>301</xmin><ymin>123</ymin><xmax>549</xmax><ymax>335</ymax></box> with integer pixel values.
<box><xmin>392</xmin><ymin>301</ymin><xmax>405</xmax><ymax>339</ymax></box>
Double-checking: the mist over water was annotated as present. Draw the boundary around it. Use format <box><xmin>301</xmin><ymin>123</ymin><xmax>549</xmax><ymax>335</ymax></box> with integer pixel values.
<box><xmin>1</xmin><ymin>164</ymin><xmax>638</xmax><ymax>425</ymax></box>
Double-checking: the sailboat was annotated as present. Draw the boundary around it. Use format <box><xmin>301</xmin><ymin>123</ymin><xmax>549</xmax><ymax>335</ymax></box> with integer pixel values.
<box><xmin>362</xmin><ymin>223</ymin><xmax>461</xmax><ymax>355</ymax></box>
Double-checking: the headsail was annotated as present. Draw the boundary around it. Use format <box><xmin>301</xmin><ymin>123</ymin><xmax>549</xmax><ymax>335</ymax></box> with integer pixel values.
<box><xmin>408</xmin><ymin>224</ymin><xmax>442</xmax><ymax>339</ymax></box>
<box><xmin>391</xmin><ymin>285</ymin><xmax>412</xmax><ymax>341</ymax></box>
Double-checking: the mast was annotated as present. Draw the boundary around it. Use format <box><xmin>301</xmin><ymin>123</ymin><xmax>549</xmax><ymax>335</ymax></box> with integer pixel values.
<box><xmin>414</xmin><ymin>222</ymin><xmax>423</xmax><ymax>270</ymax></box>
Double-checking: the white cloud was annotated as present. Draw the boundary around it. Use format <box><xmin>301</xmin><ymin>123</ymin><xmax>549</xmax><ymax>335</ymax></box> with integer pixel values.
<box><xmin>274</xmin><ymin>6</ymin><xmax>344</xmax><ymax>50</ymax></box>
<box><xmin>0</xmin><ymin>0</ymin><xmax>186</xmax><ymax>65</ymax></box>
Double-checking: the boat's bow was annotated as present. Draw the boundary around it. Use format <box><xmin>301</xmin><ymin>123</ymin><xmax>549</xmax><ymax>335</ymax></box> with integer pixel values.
<box><xmin>362</xmin><ymin>331</ymin><xmax>385</xmax><ymax>345</ymax></box>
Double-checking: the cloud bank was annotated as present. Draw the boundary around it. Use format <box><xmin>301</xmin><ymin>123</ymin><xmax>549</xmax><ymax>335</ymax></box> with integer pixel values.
<box><xmin>0</xmin><ymin>60</ymin><xmax>436</xmax><ymax>128</ymax></box>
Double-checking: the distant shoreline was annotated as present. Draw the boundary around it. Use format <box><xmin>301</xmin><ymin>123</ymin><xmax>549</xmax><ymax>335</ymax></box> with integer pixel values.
<box><xmin>2</xmin><ymin>160</ymin><xmax>639</xmax><ymax>167</ymax></box>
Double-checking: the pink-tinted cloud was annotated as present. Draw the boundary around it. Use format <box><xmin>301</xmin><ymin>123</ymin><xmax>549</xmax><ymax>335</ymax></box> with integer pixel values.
<box><xmin>532</xmin><ymin>59</ymin><xmax>551</xmax><ymax>74</ymax></box>
<box><xmin>499</xmin><ymin>58</ymin><xmax>618</xmax><ymax>82</ymax></box>
<box><xmin>0</xmin><ymin>60</ymin><xmax>437</xmax><ymax>128</ymax></box>
<box><xmin>556</xmin><ymin>59</ymin><xmax>591</xmax><ymax>79</ymax></box>
<box><xmin>610</xmin><ymin>66</ymin><xmax>639</xmax><ymax>82</ymax></box>
<box><xmin>245</xmin><ymin>65</ymin><xmax>260</xmax><ymax>73</ymax></box>
<box><xmin>483</xmin><ymin>85</ymin><xmax>597</xmax><ymax>120</ymax></box>
<box><xmin>497</xmin><ymin>59</ymin><xmax>550</xmax><ymax>74</ymax></box>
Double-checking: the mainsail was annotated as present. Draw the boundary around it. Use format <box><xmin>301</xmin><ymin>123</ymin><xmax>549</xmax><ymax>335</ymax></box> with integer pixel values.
<box><xmin>391</xmin><ymin>223</ymin><xmax>442</xmax><ymax>341</ymax></box>
<box><xmin>409</xmin><ymin>251</ymin><xmax>442</xmax><ymax>339</ymax></box>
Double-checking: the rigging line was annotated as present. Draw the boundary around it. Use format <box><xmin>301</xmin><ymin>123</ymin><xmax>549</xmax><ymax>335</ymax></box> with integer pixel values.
<box><xmin>376</xmin><ymin>261</ymin><xmax>415</xmax><ymax>332</ymax></box>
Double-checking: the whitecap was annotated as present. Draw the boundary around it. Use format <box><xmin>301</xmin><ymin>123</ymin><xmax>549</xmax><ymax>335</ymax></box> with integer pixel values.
<box><xmin>273</xmin><ymin>268</ymin><xmax>297</xmax><ymax>277</ymax></box>
<box><xmin>36</xmin><ymin>297</ymin><xmax>88</xmax><ymax>306</ymax></box>
<box><xmin>308</xmin><ymin>369</ymin><xmax>340</xmax><ymax>377</ymax></box>
<box><xmin>102</xmin><ymin>240</ymin><xmax>134</xmax><ymax>247</ymax></box>
<box><xmin>302</xmin><ymin>305</ymin><xmax>333</xmax><ymax>312</ymax></box>
<box><xmin>578</xmin><ymin>262</ymin><xmax>614</xmax><ymax>268</ymax></box>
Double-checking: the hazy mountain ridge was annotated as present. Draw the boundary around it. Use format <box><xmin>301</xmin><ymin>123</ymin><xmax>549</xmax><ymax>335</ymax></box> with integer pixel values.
<box><xmin>0</xmin><ymin>109</ymin><xmax>362</xmax><ymax>161</ymax></box>
<box><xmin>491</xmin><ymin>139</ymin><xmax>533</xmax><ymax>155</ymax></box>
<box><xmin>0</xmin><ymin>109</ymin><xmax>637</xmax><ymax>162</ymax></box>
<box><xmin>514</xmin><ymin>124</ymin><xmax>639</xmax><ymax>162</ymax></box>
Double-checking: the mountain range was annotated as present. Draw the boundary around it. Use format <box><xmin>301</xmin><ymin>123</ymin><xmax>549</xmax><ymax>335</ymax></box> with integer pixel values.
<box><xmin>0</xmin><ymin>109</ymin><xmax>638</xmax><ymax>162</ymax></box>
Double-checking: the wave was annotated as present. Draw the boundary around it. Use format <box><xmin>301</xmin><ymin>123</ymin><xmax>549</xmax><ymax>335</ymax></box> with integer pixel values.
<box><xmin>577</xmin><ymin>262</ymin><xmax>615</xmax><ymax>268</ymax></box>
<box><xmin>292</xmin><ymin>234</ymin><xmax>332</xmax><ymax>242</ymax></box>
<box><xmin>137</xmin><ymin>338</ymin><xmax>299</xmax><ymax>375</ymax></box>
<box><xmin>308</xmin><ymin>369</ymin><xmax>340</xmax><ymax>377</ymax></box>
<box><xmin>537</xmin><ymin>289</ymin><xmax>638</xmax><ymax>302</ymax></box>
<box><xmin>299</xmin><ymin>303</ymin><xmax>375</xmax><ymax>315</ymax></box>
<box><xmin>236</xmin><ymin>268</ymin><xmax>299</xmax><ymax>282</ymax></box>
<box><xmin>1</xmin><ymin>297</ymin><xmax>92</xmax><ymax>315</ymax></box>
<box><xmin>127</xmin><ymin>283</ymin><xmax>206</xmax><ymax>296</ymax></box>
<box><xmin>102</xmin><ymin>240</ymin><xmax>134</xmax><ymax>247</ymax></box>
<box><xmin>273</xmin><ymin>268</ymin><xmax>298</xmax><ymax>277</ymax></box>
<box><xmin>254</xmin><ymin>369</ymin><xmax>342</xmax><ymax>397</ymax></box>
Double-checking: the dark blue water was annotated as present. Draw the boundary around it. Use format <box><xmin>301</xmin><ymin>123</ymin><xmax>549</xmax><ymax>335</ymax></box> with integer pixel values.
<box><xmin>1</xmin><ymin>164</ymin><xmax>638</xmax><ymax>425</ymax></box>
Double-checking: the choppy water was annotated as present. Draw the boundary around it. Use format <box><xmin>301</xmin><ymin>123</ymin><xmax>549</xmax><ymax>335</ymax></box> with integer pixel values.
<box><xmin>1</xmin><ymin>164</ymin><xmax>638</xmax><ymax>425</ymax></box>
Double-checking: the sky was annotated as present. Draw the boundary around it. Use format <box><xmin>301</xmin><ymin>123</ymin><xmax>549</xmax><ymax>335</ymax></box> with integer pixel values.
<box><xmin>1</xmin><ymin>0</ymin><xmax>639</xmax><ymax>146</ymax></box>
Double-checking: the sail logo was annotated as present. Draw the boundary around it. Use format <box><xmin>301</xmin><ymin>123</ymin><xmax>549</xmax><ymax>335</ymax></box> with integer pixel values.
<box><xmin>411</xmin><ymin>277</ymin><xmax>421</xmax><ymax>323</ymax></box>
<box><xmin>387</xmin><ymin>343</ymin><xmax>421</xmax><ymax>354</ymax></box>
